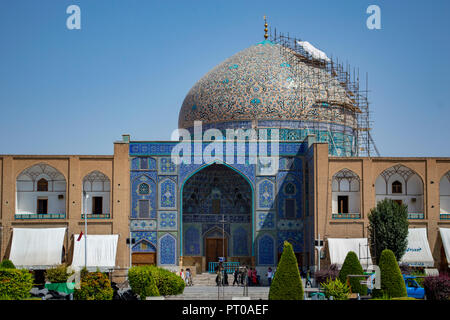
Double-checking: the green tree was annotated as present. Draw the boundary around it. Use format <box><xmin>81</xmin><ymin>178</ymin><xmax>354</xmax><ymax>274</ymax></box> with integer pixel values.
<box><xmin>368</xmin><ymin>198</ymin><xmax>409</xmax><ymax>263</ymax></box>
<box><xmin>269</xmin><ymin>241</ymin><xmax>304</xmax><ymax>300</ymax></box>
<box><xmin>338</xmin><ymin>251</ymin><xmax>367</xmax><ymax>296</ymax></box>
<box><xmin>379</xmin><ymin>249</ymin><xmax>407</xmax><ymax>298</ymax></box>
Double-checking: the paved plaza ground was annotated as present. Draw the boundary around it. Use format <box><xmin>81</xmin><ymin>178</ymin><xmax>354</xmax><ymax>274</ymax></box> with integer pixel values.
<box><xmin>164</xmin><ymin>285</ymin><xmax>269</xmax><ymax>300</ymax></box>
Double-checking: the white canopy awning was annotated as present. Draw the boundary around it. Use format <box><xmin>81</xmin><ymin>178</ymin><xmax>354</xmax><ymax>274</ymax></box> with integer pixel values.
<box><xmin>400</xmin><ymin>228</ymin><xmax>434</xmax><ymax>267</ymax></box>
<box><xmin>439</xmin><ymin>228</ymin><xmax>450</xmax><ymax>267</ymax></box>
<box><xmin>71</xmin><ymin>234</ymin><xmax>118</xmax><ymax>272</ymax></box>
<box><xmin>9</xmin><ymin>227</ymin><xmax>66</xmax><ymax>269</ymax></box>
<box><xmin>327</xmin><ymin>238</ymin><xmax>373</xmax><ymax>269</ymax></box>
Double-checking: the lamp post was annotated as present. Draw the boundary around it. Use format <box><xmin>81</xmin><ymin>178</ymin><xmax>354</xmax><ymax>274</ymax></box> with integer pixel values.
<box><xmin>222</xmin><ymin>213</ymin><xmax>225</xmax><ymax>262</ymax></box>
<box><xmin>219</xmin><ymin>213</ymin><xmax>226</xmax><ymax>299</ymax></box>
<box><xmin>83</xmin><ymin>191</ymin><xmax>89</xmax><ymax>269</ymax></box>
<box><xmin>315</xmin><ymin>234</ymin><xmax>323</xmax><ymax>272</ymax></box>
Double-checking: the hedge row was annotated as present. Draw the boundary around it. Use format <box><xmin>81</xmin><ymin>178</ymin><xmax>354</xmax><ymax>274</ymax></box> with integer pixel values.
<box><xmin>0</xmin><ymin>268</ymin><xmax>34</xmax><ymax>300</ymax></box>
<box><xmin>128</xmin><ymin>265</ymin><xmax>185</xmax><ymax>299</ymax></box>
<box><xmin>74</xmin><ymin>270</ymin><xmax>113</xmax><ymax>300</ymax></box>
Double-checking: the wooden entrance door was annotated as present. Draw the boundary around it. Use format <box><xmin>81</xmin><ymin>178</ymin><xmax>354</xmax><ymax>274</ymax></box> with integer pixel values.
<box><xmin>206</xmin><ymin>238</ymin><xmax>228</xmax><ymax>265</ymax></box>
<box><xmin>132</xmin><ymin>252</ymin><xmax>156</xmax><ymax>266</ymax></box>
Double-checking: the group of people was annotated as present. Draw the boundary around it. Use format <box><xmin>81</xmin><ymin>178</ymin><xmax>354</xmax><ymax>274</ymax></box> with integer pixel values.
<box><xmin>229</xmin><ymin>266</ymin><xmax>274</xmax><ymax>287</ymax></box>
<box><xmin>179</xmin><ymin>268</ymin><xmax>193</xmax><ymax>286</ymax></box>
<box><xmin>180</xmin><ymin>265</ymin><xmax>312</xmax><ymax>288</ymax></box>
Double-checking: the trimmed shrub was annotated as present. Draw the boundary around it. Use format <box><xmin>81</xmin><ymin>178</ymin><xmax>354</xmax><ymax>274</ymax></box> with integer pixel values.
<box><xmin>370</xmin><ymin>290</ymin><xmax>388</xmax><ymax>300</ymax></box>
<box><xmin>128</xmin><ymin>266</ymin><xmax>160</xmax><ymax>299</ymax></box>
<box><xmin>322</xmin><ymin>278</ymin><xmax>350</xmax><ymax>300</ymax></box>
<box><xmin>423</xmin><ymin>274</ymin><xmax>450</xmax><ymax>301</ymax></box>
<box><xmin>46</xmin><ymin>264</ymin><xmax>74</xmax><ymax>283</ymax></box>
<box><xmin>74</xmin><ymin>271</ymin><xmax>113</xmax><ymax>300</ymax></box>
<box><xmin>0</xmin><ymin>269</ymin><xmax>34</xmax><ymax>300</ymax></box>
<box><xmin>338</xmin><ymin>251</ymin><xmax>367</xmax><ymax>296</ymax></box>
<box><xmin>0</xmin><ymin>259</ymin><xmax>15</xmax><ymax>269</ymax></box>
<box><xmin>315</xmin><ymin>264</ymin><xmax>339</xmax><ymax>285</ymax></box>
<box><xmin>269</xmin><ymin>241</ymin><xmax>304</xmax><ymax>300</ymax></box>
<box><xmin>148</xmin><ymin>266</ymin><xmax>185</xmax><ymax>296</ymax></box>
<box><xmin>378</xmin><ymin>249</ymin><xmax>407</xmax><ymax>298</ymax></box>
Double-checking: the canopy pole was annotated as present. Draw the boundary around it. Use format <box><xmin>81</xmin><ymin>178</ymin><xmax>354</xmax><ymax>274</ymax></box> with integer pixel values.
<box><xmin>83</xmin><ymin>191</ymin><xmax>89</xmax><ymax>269</ymax></box>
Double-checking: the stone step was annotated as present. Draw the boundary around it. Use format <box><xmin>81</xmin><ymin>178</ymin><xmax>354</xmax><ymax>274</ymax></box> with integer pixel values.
<box><xmin>164</xmin><ymin>285</ymin><xmax>270</xmax><ymax>300</ymax></box>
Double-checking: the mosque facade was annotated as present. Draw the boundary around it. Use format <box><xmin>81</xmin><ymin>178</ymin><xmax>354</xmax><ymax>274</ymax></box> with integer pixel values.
<box><xmin>0</xmin><ymin>35</ymin><xmax>449</xmax><ymax>278</ymax></box>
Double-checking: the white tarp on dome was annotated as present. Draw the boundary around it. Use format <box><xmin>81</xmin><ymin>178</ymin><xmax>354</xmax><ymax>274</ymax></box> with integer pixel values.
<box><xmin>400</xmin><ymin>228</ymin><xmax>434</xmax><ymax>267</ymax></box>
<box><xmin>439</xmin><ymin>228</ymin><xmax>450</xmax><ymax>267</ymax></box>
<box><xmin>71</xmin><ymin>234</ymin><xmax>118</xmax><ymax>271</ymax></box>
<box><xmin>9</xmin><ymin>227</ymin><xmax>66</xmax><ymax>269</ymax></box>
<box><xmin>297</xmin><ymin>41</ymin><xmax>331</xmax><ymax>62</ymax></box>
<box><xmin>327</xmin><ymin>238</ymin><xmax>373</xmax><ymax>268</ymax></box>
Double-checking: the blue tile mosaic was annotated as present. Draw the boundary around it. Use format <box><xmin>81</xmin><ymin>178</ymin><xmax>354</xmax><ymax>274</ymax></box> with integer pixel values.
<box><xmin>184</xmin><ymin>225</ymin><xmax>201</xmax><ymax>256</ymax></box>
<box><xmin>159</xmin><ymin>178</ymin><xmax>177</xmax><ymax>209</ymax></box>
<box><xmin>233</xmin><ymin>226</ymin><xmax>249</xmax><ymax>256</ymax></box>
<box><xmin>277</xmin><ymin>231</ymin><xmax>303</xmax><ymax>252</ymax></box>
<box><xmin>258</xmin><ymin>234</ymin><xmax>275</xmax><ymax>265</ymax></box>
<box><xmin>257</xmin><ymin>179</ymin><xmax>275</xmax><ymax>210</ymax></box>
<box><xmin>158</xmin><ymin>211</ymin><xmax>177</xmax><ymax>231</ymax></box>
<box><xmin>131</xmin><ymin>231</ymin><xmax>157</xmax><ymax>253</ymax></box>
<box><xmin>131</xmin><ymin>174</ymin><xmax>157</xmax><ymax>219</ymax></box>
<box><xmin>256</xmin><ymin>211</ymin><xmax>275</xmax><ymax>230</ymax></box>
<box><xmin>131</xmin><ymin>219</ymin><xmax>157</xmax><ymax>231</ymax></box>
<box><xmin>159</xmin><ymin>233</ymin><xmax>176</xmax><ymax>265</ymax></box>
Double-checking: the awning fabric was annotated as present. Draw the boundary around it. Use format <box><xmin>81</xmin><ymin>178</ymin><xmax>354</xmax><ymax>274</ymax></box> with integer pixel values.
<box><xmin>327</xmin><ymin>238</ymin><xmax>373</xmax><ymax>269</ymax></box>
<box><xmin>400</xmin><ymin>228</ymin><xmax>434</xmax><ymax>267</ymax></box>
<box><xmin>9</xmin><ymin>227</ymin><xmax>66</xmax><ymax>269</ymax></box>
<box><xmin>71</xmin><ymin>234</ymin><xmax>118</xmax><ymax>271</ymax></box>
<box><xmin>439</xmin><ymin>228</ymin><xmax>450</xmax><ymax>267</ymax></box>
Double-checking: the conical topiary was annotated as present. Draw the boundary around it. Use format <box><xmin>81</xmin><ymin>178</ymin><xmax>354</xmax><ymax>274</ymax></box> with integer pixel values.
<box><xmin>379</xmin><ymin>249</ymin><xmax>407</xmax><ymax>298</ymax></box>
<box><xmin>338</xmin><ymin>251</ymin><xmax>367</xmax><ymax>296</ymax></box>
<box><xmin>269</xmin><ymin>241</ymin><xmax>304</xmax><ymax>300</ymax></box>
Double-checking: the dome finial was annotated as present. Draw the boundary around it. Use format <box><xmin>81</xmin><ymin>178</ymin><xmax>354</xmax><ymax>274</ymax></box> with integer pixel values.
<box><xmin>264</xmin><ymin>16</ymin><xmax>268</xmax><ymax>40</ymax></box>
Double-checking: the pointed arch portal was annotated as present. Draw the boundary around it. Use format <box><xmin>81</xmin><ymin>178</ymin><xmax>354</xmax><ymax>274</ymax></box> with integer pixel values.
<box><xmin>180</xmin><ymin>162</ymin><xmax>254</xmax><ymax>271</ymax></box>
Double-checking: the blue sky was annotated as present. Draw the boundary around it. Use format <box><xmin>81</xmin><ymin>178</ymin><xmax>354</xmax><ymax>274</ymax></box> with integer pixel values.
<box><xmin>0</xmin><ymin>0</ymin><xmax>448</xmax><ymax>156</ymax></box>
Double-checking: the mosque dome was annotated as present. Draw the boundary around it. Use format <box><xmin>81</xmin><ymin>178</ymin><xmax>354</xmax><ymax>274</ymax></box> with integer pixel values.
<box><xmin>178</xmin><ymin>40</ymin><xmax>357</xmax><ymax>130</ymax></box>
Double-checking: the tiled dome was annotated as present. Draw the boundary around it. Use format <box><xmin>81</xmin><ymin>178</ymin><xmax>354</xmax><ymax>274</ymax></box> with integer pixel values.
<box><xmin>178</xmin><ymin>40</ymin><xmax>355</xmax><ymax>130</ymax></box>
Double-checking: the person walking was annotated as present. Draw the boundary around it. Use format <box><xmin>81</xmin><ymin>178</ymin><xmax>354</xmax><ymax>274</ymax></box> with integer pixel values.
<box><xmin>179</xmin><ymin>269</ymin><xmax>185</xmax><ymax>283</ymax></box>
<box><xmin>247</xmin><ymin>267</ymin><xmax>252</xmax><ymax>287</ymax></box>
<box><xmin>185</xmin><ymin>268</ymin><xmax>191</xmax><ymax>286</ymax></box>
<box><xmin>267</xmin><ymin>267</ymin><xmax>273</xmax><ymax>286</ymax></box>
<box><xmin>305</xmin><ymin>268</ymin><xmax>312</xmax><ymax>288</ymax></box>
<box><xmin>239</xmin><ymin>267</ymin><xmax>245</xmax><ymax>286</ymax></box>
<box><xmin>252</xmin><ymin>268</ymin><xmax>258</xmax><ymax>286</ymax></box>
<box><xmin>216</xmin><ymin>264</ymin><xmax>223</xmax><ymax>286</ymax></box>
<box><xmin>233</xmin><ymin>268</ymin><xmax>239</xmax><ymax>286</ymax></box>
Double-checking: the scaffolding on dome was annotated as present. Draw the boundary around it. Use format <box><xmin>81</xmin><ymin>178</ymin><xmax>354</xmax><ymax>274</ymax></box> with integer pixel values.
<box><xmin>268</xmin><ymin>29</ymin><xmax>380</xmax><ymax>157</ymax></box>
